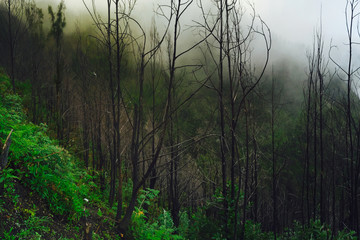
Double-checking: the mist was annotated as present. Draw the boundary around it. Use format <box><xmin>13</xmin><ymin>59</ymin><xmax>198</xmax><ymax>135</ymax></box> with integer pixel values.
<box><xmin>40</xmin><ymin>0</ymin><xmax>352</xmax><ymax>68</ymax></box>
<box><xmin>55</xmin><ymin>0</ymin><xmax>358</xmax><ymax>98</ymax></box>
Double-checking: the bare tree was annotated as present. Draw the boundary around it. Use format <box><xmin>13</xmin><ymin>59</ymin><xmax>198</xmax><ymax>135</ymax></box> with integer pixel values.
<box><xmin>199</xmin><ymin>1</ymin><xmax>271</xmax><ymax>238</ymax></box>
<box><xmin>48</xmin><ymin>0</ymin><xmax>66</xmax><ymax>142</ymax></box>
<box><xmin>316</xmin><ymin>27</ymin><xmax>328</xmax><ymax>225</ymax></box>
<box><xmin>24</xmin><ymin>0</ymin><xmax>44</xmax><ymax>123</ymax></box>
<box><xmin>271</xmin><ymin>71</ymin><xmax>277</xmax><ymax>239</ymax></box>
<box><xmin>330</xmin><ymin>0</ymin><xmax>360</xmax><ymax>231</ymax></box>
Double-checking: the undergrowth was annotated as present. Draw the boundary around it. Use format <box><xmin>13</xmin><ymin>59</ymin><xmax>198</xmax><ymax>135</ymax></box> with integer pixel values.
<box><xmin>0</xmin><ymin>82</ymin><xmax>97</xmax><ymax>221</ymax></box>
<box><xmin>0</xmin><ymin>73</ymin><xmax>101</xmax><ymax>238</ymax></box>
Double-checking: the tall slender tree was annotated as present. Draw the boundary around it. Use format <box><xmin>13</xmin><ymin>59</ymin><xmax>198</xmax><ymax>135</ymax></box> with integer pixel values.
<box><xmin>48</xmin><ymin>0</ymin><xmax>66</xmax><ymax>142</ymax></box>
<box><xmin>330</xmin><ymin>0</ymin><xmax>360</xmax><ymax>231</ymax></box>
<box><xmin>271</xmin><ymin>70</ymin><xmax>277</xmax><ymax>239</ymax></box>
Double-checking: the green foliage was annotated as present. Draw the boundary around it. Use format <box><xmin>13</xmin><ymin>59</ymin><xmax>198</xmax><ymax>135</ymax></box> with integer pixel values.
<box><xmin>0</xmin><ymin>168</ymin><xmax>20</xmax><ymax>205</ymax></box>
<box><xmin>336</xmin><ymin>229</ymin><xmax>358</xmax><ymax>240</ymax></box>
<box><xmin>97</xmin><ymin>208</ymin><xmax>103</xmax><ymax>217</ymax></box>
<box><xmin>48</xmin><ymin>0</ymin><xmax>66</xmax><ymax>42</ymax></box>
<box><xmin>131</xmin><ymin>208</ymin><xmax>184</xmax><ymax>240</ymax></box>
<box><xmin>186</xmin><ymin>209</ymin><xmax>222</xmax><ymax>240</ymax></box>
<box><xmin>3</xmin><ymin>227</ymin><xmax>16</xmax><ymax>240</ymax></box>
<box><xmin>0</xmin><ymin>75</ymin><xmax>100</xmax><ymax>221</ymax></box>
<box><xmin>2</xmin><ymin>216</ymin><xmax>50</xmax><ymax>240</ymax></box>
<box><xmin>0</xmin><ymin>72</ymin><xmax>12</xmax><ymax>96</ymax></box>
<box><xmin>18</xmin><ymin>215</ymin><xmax>50</xmax><ymax>239</ymax></box>
<box><xmin>129</xmin><ymin>188</ymin><xmax>184</xmax><ymax>240</ymax></box>
<box><xmin>185</xmin><ymin>184</ymin><xmax>246</xmax><ymax>240</ymax></box>
<box><xmin>281</xmin><ymin>220</ymin><xmax>357</xmax><ymax>240</ymax></box>
<box><xmin>243</xmin><ymin>220</ymin><xmax>273</xmax><ymax>240</ymax></box>
<box><xmin>137</xmin><ymin>188</ymin><xmax>160</xmax><ymax>208</ymax></box>
<box><xmin>1</xmin><ymin>95</ymin><xmax>24</xmax><ymax>123</ymax></box>
<box><xmin>0</xmin><ymin>168</ymin><xmax>20</xmax><ymax>186</ymax></box>
<box><xmin>177</xmin><ymin>211</ymin><xmax>190</xmax><ymax>238</ymax></box>
<box><xmin>282</xmin><ymin>220</ymin><xmax>329</xmax><ymax>240</ymax></box>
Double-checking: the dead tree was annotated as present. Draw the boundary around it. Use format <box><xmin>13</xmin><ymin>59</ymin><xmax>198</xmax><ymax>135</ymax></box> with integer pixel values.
<box><xmin>199</xmin><ymin>1</ymin><xmax>271</xmax><ymax>238</ymax></box>
<box><xmin>330</xmin><ymin>0</ymin><xmax>360</xmax><ymax>231</ymax></box>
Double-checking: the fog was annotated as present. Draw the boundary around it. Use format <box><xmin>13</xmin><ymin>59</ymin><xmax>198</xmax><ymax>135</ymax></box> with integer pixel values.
<box><xmin>44</xmin><ymin>0</ymin><xmax>346</xmax><ymax>46</ymax></box>
<box><xmin>40</xmin><ymin>0</ymin><xmax>355</xmax><ymax>70</ymax></box>
<box><xmin>252</xmin><ymin>0</ymin><xmax>345</xmax><ymax>45</ymax></box>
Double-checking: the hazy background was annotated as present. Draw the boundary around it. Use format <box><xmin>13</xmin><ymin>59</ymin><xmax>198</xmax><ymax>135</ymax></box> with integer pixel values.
<box><xmin>41</xmin><ymin>0</ymin><xmax>346</xmax><ymax>44</ymax></box>
<box><xmin>38</xmin><ymin>0</ymin><xmax>353</xmax><ymax>68</ymax></box>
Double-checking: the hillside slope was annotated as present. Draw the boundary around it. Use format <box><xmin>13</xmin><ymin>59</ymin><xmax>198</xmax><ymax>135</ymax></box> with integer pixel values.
<box><xmin>0</xmin><ymin>73</ymin><xmax>119</xmax><ymax>239</ymax></box>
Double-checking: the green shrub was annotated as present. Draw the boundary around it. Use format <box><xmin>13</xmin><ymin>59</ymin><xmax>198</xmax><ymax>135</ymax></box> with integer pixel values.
<box><xmin>281</xmin><ymin>220</ymin><xmax>357</xmax><ymax>240</ymax></box>
<box><xmin>335</xmin><ymin>228</ymin><xmax>358</xmax><ymax>240</ymax></box>
<box><xmin>0</xmin><ymin>72</ymin><xmax>12</xmax><ymax>96</ymax></box>
<box><xmin>243</xmin><ymin>220</ymin><xmax>273</xmax><ymax>240</ymax></box>
<box><xmin>0</xmin><ymin>81</ymin><xmax>99</xmax><ymax>221</ymax></box>
<box><xmin>129</xmin><ymin>188</ymin><xmax>184</xmax><ymax>240</ymax></box>
<box><xmin>0</xmin><ymin>168</ymin><xmax>20</xmax><ymax>205</ymax></box>
<box><xmin>18</xmin><ymin>216</ymin><xmax>50</xmax><ymax>239</ymax></box>
<box><xmin>3</xmin><ymin>227</ymin><xmax>16</xmax><ymax>240</ymax></box>
<box><xmin>177</xmin><ymin>211</ymin><xmax>190</xmax><ymax>238</ymax></box>
<box><xmin>185</xmin><ymin>209</ymin><xmax>221</xmax><ymax>240</ymax></box>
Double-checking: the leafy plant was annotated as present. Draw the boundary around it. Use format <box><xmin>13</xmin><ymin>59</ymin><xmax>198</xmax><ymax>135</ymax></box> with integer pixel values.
<box><xmin>3</xmin><ymin>227</ymin><xmax>16</xmax><ymax>240</ymax></box>
<box><xmin>177</xmin><ymin>211</ymin><xmax>190</xmax><ymax>238</ymax></box>
<box><xmin>281</xmin><ymin>220</ymin><xmax>357</xmax><ymax>240</ymax></box>
<box><xmin>0</xmin><ymin>168</ymin><xmax>20</xmax><ymax>199</ymax></box>
<box><xmin>243</xmin><ymin>220</ymin><xmax>273</xmax><ymax>240</ymax></box>
<box><xmin>97</xmin><ymin>208</ymin><xmax>103</xmax><ymax>217</ymax></box>
<box><xmin>18</xmin><ymin>216</ymin><xmax>50</xmax><ymax>239</ymax></box>
<box><xmin>187</xmin><ymin>209</ymin><xmax>222</xmax><ymax>240</ymax></box>
<box><xmin>129</xmin><ymin>188</ymin><xmax>184</xmax><ymax>240</ymax></box>
<box><xmin>0</xmin><ymin>75</ymin><xmax>101</xmax><ymax>222</ymax></box>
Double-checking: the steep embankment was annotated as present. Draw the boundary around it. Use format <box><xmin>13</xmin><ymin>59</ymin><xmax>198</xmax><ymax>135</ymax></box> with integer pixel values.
<box><xmin>0</xmin><ymin>73</ymin><xmax>117</xmax><ymax>239</ymax></box>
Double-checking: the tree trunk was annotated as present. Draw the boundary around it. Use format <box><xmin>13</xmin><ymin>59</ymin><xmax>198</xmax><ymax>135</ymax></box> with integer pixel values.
<box><xmin>271</xmin><ymin>75</ymin><xmax>277</xmax><ymax>239</ymax></box>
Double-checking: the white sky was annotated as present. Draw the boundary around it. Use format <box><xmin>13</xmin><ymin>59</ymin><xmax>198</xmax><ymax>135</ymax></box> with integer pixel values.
<box><xmin>252</xmin><ymin>0</ymin><xmax>345</xmax><ymax>44</ymax></box>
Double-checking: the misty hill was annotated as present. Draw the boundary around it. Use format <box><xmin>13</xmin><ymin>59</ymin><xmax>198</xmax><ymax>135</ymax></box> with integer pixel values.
<box><xmin>1</xmin><ymin>0</ymin><xmax>360</xmax><ymax>239</ymax></box>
